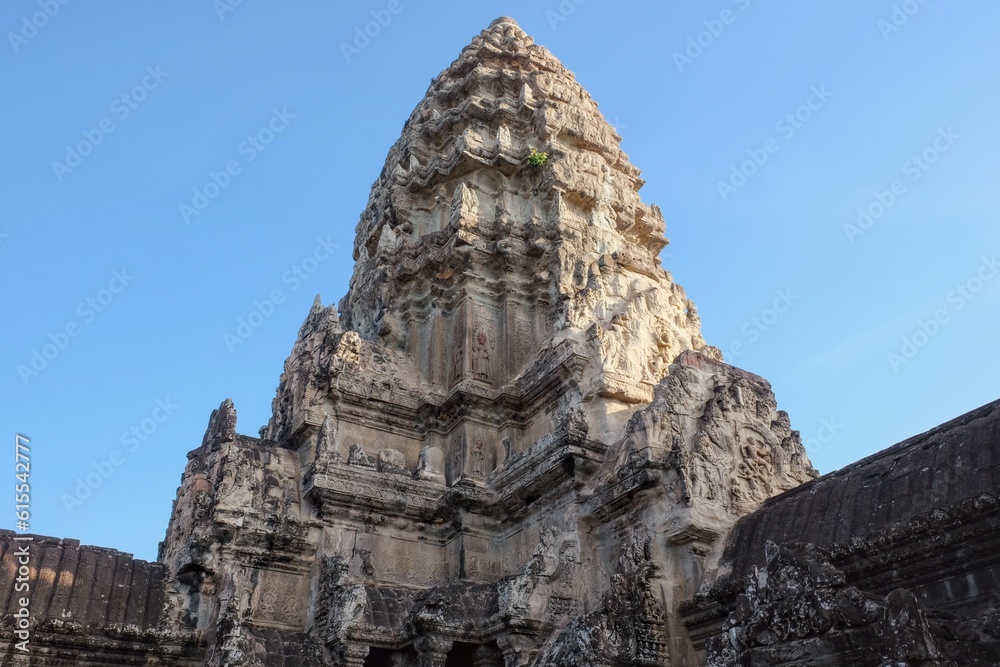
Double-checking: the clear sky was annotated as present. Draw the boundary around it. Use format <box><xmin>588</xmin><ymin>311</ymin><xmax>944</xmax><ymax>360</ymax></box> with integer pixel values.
<box><xmin>3</xmin><ymin>1</ymin><xmax>999</xmax><ymax>561</ymax></box>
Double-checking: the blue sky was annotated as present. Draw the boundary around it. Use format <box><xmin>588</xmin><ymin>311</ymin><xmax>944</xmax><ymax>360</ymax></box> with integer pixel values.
<box><xmin>3</xmin><ymin>1</ymin><xmax>999</xmax><ymax>561</ymax></box>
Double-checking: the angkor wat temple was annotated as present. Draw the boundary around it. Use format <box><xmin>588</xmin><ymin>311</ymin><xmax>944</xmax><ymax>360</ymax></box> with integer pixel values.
<box><xmin>3</xmin><ymin>17</ymin><xmax>998</xmax><ymax>667</ymax></box>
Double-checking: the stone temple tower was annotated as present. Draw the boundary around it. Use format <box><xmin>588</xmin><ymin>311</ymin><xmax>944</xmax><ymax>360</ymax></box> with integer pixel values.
<box><xmin>7</xmin><ymin>16</ymin><xmax>999</xmax><ymax>667</ymax></box>
<box><xmin>158</xmin><ymin>17</ymin><xmax>816</xmax><ymax>665</ymax></box>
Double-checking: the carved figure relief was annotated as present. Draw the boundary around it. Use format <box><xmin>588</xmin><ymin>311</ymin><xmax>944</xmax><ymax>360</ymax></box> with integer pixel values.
<box><xmin>451</xmin><ymin>339</ymin><xmax>464</xmax><ymax>384</ymax></box>
<box><xmin>317</xmin><ymin>414</ymin><xmax>342</xmax><ymax>463</ymax></box>
<box><xmin>357</xmin><ymin>550</ymin><xmax>375</xmax><ymax>577</ymax></box>
<box><xmin>472</xmin><ymin>328</ymin><xmax>493</xmax><ymax>382</ymax></box>
<box><xmin>450</xmin><ymin>432</ymin><xmax>465</xmax><ymax>483</ymax></box>
<box><xmin>335</xmin><ymin>331</ymin><xmax>362</xmax><ymax>366</ymax></box>
<box><xmin>467</xmin><ymin>554</ymin><xmax>480</xmax><ymax>577</ymax></box>
<box><xmin>470</xmin><ymin>438</ymin><xmax>486</xmax><ymax>478</ymax></box>
<box><xmin>449</xmin><ymin>312</ymin><xmax>466</xmax><ymax>386</ymax></box>
<box><xmin>250</xmin><ymin>570</ymin><xmax>309</xmax><ymax>629</ymax></box>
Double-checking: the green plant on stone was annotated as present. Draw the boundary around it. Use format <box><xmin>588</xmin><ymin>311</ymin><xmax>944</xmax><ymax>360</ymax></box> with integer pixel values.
<box><xmin>525</xmin><ymin>149</ymin><xmax>549</xmax><ymax>168</ymax></box>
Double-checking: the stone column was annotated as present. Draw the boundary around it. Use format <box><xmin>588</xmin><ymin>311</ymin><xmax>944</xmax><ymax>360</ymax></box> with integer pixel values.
<box><xmin>415</xmin><ymin>635</ymin><xmax>453</xmax><ymax>667</ymax></box>
<box><xmin>333</xmin><ymin>642</ymin><xmax>370</xmax><ymax>667</ymax></box>
<box><xmin>496</xmin><ymin>633</ymin><xmax>537</xmax><ymax>667</ymax></box>
<box><xmin>472</xmin><ymin>643</ymin><xmax>504</xmax><ymax>667</ymax></box>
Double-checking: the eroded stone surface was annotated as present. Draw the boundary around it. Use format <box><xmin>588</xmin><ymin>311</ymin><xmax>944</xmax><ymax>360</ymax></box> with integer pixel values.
<box><xmin>682</xmin><ymin>399</ymin><xmax>1000</xmax><ymax>665</ymax></box>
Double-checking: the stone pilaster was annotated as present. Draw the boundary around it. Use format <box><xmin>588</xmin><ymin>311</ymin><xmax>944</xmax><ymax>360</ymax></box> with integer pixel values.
<box><xmin>333</xmin><ymin>642</ymin><xmax>370</xmax><ymax>667</ymax></box>
<box><xmin>496</xmin><ymin>633</ymin><xmax>537</xmax><ymax>667</ymax></box>
<box><xmin>415</xmin><ymin>636</ymin><xmax>453</xmax><ymax>667</ymax></box>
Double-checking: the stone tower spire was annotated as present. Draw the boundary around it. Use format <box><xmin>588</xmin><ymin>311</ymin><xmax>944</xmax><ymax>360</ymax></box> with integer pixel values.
<box><xmin>338</xmin><ymin>15</ymin><xmax>713</xmax><ymax>408</ymax></box>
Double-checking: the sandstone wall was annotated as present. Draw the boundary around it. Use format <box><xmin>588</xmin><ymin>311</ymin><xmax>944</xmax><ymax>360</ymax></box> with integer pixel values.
<box><xmin>0</xmin><ymin>531</ymin><xmax>201</xmax><ymax>666</ymax></box>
